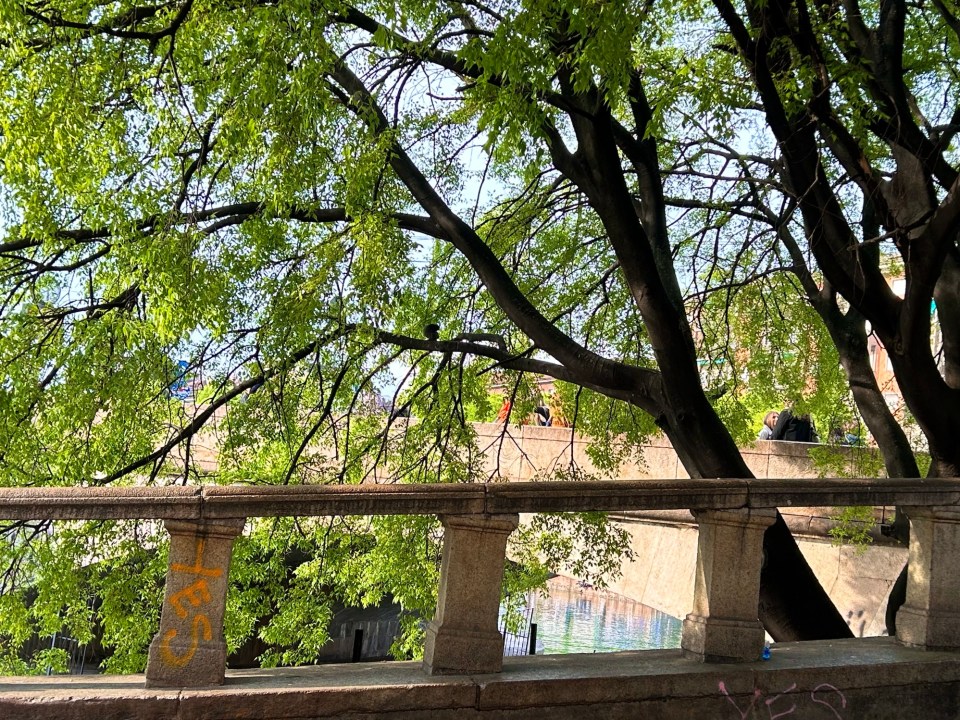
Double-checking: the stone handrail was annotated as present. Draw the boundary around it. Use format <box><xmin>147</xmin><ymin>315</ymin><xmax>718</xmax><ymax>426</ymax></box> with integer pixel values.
<box><xmin>2</xmin><ymin>477</ymin><xmax>959</xmax><ymax>519</ymax></box>
<box><xmin>2</xmin><ymin>478</ymin><xmax>959</xmax><ymax>687</ymax></box>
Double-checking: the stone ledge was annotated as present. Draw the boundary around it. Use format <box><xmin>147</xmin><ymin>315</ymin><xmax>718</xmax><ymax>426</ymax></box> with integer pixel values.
<box><xmin>0</xmin><ymin>486</ymin><xmax>202</xmax><ymax>520</ymax></box>
<box><xmin>3</xmin><ymin>638</ymin><xmax>960</xmax><ymax>720</ymax></box>
<box><xmin>201</xmin><ymin>483</ymin><xmax>487</xmax><ymax>518</ymax></box>
<box><xmin>614</xmin><ymin>508</ymin><xmax>903</xmax><ymax>544</ymax></box>
<box><xmin>2</xmin><ymin>479</ymin><xmax>960</xmax><ymax>522</ymax></box>
<box><xmin>483</xmin><ymin>479</ymin><xmax>751</xmax><ymax>514</ymax></box>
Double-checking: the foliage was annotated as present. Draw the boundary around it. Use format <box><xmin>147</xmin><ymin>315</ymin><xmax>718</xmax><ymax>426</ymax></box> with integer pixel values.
<box><xmin>809</xmin><ymin>444</ymin><xmax>886</xmax><ymax>482</ymax></box>
<box><xmin>695</xmin><ymin>271</ymin><xmax>854</xmax><ymax>444</ymax></box>
<box><xmin>0</xmin><ymin>519</ymin><xmax>166</xmax><ymax>674</ymax></box>
<box><xmin>809</xmin><ymin>443</ymin><xmax>884</xmax><ymax>553</ymax></box>
<box><xmin>827</xmin><ymin>507</ymin><xmax>877</xmax><ymax>554</ymax></box>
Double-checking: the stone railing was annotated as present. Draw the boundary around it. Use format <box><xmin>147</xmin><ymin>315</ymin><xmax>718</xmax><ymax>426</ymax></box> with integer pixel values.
<box><xmin>1</xmin><ymin>477</ymin><xmax>959</xmax><ymax>687</ymax></box>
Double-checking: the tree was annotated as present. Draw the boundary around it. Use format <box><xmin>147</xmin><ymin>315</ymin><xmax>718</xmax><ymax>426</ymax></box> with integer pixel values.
<box><xmin>672</xmin><ymin>158</ymin><xmax>923</xmax><ymax>481</ymax></box>
<box><xmin>698</xmin><ymin>0</ymin><xmax>960</xmax><ymax>630</ymax></box>
<box><xmin>704</xmin><ymin>0</ymin><xmax>960</xmax><ymax>473</ymax></box>
<box><xmin>4</xmin><ymin>0</ymin><xmax>955</xmax><ymax>666</ymax></box>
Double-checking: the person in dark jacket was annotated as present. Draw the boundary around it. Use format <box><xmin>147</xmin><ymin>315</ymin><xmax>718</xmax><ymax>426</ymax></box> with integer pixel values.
<box><xmin>770</xmin><ymin>408</ymin><xmax>818</xmax><ymax>442</ymax></box>
<box><xmin>533</xmin><ymin>404</ymin><xmax>552</xmax><ymax>426</ymax></box>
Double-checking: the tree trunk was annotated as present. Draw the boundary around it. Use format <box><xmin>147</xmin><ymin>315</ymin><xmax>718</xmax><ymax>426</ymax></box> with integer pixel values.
<box><xmin>534</xmin><ymin>53</ymin><xmax>854</xmax><ymax>643</ymax></box>
<box><xmin>823</xmin><ymin>302</ymin><xmax>921</xmax><ymax>480</ymax></box>
<box><xmin>761</xmin><ymin>515</ymin><xmax>855</xmax><ymax>640</ymax></box>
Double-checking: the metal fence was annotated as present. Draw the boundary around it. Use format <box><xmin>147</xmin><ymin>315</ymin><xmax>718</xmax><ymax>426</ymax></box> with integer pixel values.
<box><xmin>501</xmin><ymin>598</ymin><xmax>537</xmax><ymax>656</ymax></box>
<box><xmin>20</xmin><ymin>633</ymin><xmax>94</xmax><ymax>675</ymax></box>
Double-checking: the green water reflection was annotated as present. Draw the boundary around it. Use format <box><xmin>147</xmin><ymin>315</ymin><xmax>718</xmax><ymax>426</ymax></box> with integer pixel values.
<box><xmin>506</xmin><ymin>579</ymin><xmax>682</xmax><ymax>655</ymax></box>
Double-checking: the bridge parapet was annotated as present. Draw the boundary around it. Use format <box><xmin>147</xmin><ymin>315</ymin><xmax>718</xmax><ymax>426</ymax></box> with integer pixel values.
<box><xmin>1</xmin><ymin>478</ymin><xmax>959</xmax><ymax>689</ymax></box>
<box><xmin>471</xmin><ymin>423</ymin><xmax>878</xmax><ymax>481</ymax></box>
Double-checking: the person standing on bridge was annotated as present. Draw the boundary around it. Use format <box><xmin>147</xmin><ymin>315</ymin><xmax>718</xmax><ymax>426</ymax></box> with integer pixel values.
<box><xmin>758</xmin><ymin>411</ymin><xmax>779</xmax><ymax>440</ymax></box>
<box><xmin>771</xmin><ymin>408</ymin><xmax>818</xmax><ymax>442</ymax></box>
<box><xmin>495</xmin><ymin>398</ymin><xmax>512</xmax><ymax>423</ymax></box>
<box><xmin>533</xmin><ymin>403</ymin><xmax>552</xmax><ymax>426</ymax></box>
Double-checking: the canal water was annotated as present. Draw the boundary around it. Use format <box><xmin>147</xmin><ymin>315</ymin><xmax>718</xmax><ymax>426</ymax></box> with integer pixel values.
<box><xmin>502</xmin><ymin>576</ymin><xmax>682</xmax><ymax>655</ymax></box>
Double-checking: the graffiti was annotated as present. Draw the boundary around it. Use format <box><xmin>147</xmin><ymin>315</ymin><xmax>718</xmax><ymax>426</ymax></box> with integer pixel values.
<box><xmin>719</xmin><ymin>680</ymin><xmax>848</xmax><ymax>719</ymax></box>
<box><xmin>810</xmin><ymin>684</ymin><xmax>848</xmax><ymax>719</ymax></box>
<box><xmin>159</xmin><ymin>538</ymin><xmax>222</xmax><ymax>667</ymax></box>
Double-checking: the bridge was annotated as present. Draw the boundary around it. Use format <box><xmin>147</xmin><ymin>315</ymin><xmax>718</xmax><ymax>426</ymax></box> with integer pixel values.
<box><xmin>471</xmin><ymin>423</ymin><xmax>906</xmax><ymax>636</ymax></box>
<box><xmin>2</xmin><ymin>476</ymin><xmax>960</xmax><ymax>719</ymax></box>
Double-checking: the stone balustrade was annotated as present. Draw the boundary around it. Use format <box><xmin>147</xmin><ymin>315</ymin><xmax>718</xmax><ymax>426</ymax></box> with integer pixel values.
<box><xmin>2</xmin><ymin>477</ymin><xmax>960</xmax><ymax>687</ymax></box>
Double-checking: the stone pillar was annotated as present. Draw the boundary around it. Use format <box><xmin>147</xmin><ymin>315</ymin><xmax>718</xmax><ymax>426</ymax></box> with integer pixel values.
<box><xmin>897</xmin><ymin>506</ymin><xmax>960</xmax><ymax>650</ymax></box>
<box><xmin>423</xmin><ymin>513</ymin><xmax>519</xmax><ymax>675</ymax></box>
<box><xmin>681</xmin><ymin>508</ymin><xmax>776</xmax><ymax>663</ymax></box>
<box><xmin>145</xmin><ymin>518</ymin><xmax>245</xmax><ymax>687</ymax></box>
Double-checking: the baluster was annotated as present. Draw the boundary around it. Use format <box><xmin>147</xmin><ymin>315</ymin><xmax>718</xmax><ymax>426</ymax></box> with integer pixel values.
<box><xmin>897</xmin><ymin>506</ymin><xmax>960</xmax><ymax>650</ymax></box>
<box><xmin>682</xmin><ymin>508</ymin><xmax>776</xmax><ymax>662</ymax></box>
<box><xmin>423</xmin><ymin>513</ymin><xmax>519</xmax><ymax>675</ymax></box>
<box><xmin>145</xmin><ymin>518</ymin><xmax>245</xmax><ymax>687</ymax></box>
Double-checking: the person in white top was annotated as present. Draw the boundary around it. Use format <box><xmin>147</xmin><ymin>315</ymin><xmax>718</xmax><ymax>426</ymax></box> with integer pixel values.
<box><xmin>758</xmin><ymin>411</ymin><xmax>779</xmax><ymax>440</ymax></box>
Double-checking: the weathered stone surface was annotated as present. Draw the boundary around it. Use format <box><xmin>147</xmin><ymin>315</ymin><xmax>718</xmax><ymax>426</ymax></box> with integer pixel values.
<box><xmin>5</xmin><ymin>638</ymin><xmax>960</xmax><ymax>720</ymax></box>
<box><xmin>145</xmin><ymin>518</ymin><xmax>246</xmax><ymax>688</ymax></box>
<box><xmin>177</xmin><ymin>679</ymin><xmax>478</xmax><ymax>719</ymax></box>
<box><xmin>474</xmin><ymin>425</ymin><xmax>529</xmax><ymax>480</ymax></box>
<box><xmin>606</xmin><ymin>514</ymin><xmax>698</xmax><ymax>621</ymax></box>
<box><xmin>682</xmin><ymin>508</ymin><xmax>776</xmax><ymax>662</ymax></box>
<box><xmin>484</xmin><ymin>479</ymin><xmax>751</xmax><ymax>514</ymax></box>
<box><xmin>473</xmin><ymin>422</ymin><xmax>887</xmax><ymax>484</ymax></box>
<box><xmin>0</xmin><ymin>693</ymin><xmax>181</xmax><ymax>720</ymax></box>
<box><xmin>741</xmin><ymin>441</ymin><xmax>776</xmax><ymax>477</ymax></box>
<box><xmin>898</xmin><ymin>506</ymin><xmax>960</xmax><ymax>650</ymax></box>
<box><xmin>0</xmin><ymin>485</ymin><xmax>201</xmax><ymax>520</ymax></box>
<box><xmin>1</xmin><ymin>477</ymin><xmax>959</xmax><ymax>520</ymax></box>
<box><xmin>201</xmin><ymin>483</ymin><xmax>486</xmax><ymax>519</ymax></box>
<box><xmin>745</xmin><ymin>476</ymin><xmax>960</xmax><ymax>509</ymax></box>
<box><xmin>681</xmin><ymin>616</ymin><xmax>768</xmax><ymax>664</ymax></box>
<box><xmin>765</xmin><ymin>441</ymin><xmax>825</xmax><ymax>479</ymax></box>
<box><xmin>801</xmin><ymin>540</ymin><xmax>907</xmax><ymax>638</ymax></box>
<box><xmin>423</xmin><ymin>513</ymin><xmax>519</xmax><ymax>675</ymax></box>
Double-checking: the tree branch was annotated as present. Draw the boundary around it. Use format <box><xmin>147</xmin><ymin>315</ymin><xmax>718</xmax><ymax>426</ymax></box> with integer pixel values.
<box><xmin>325</xmin><ymin>52</ymin><xmax>661</xmax><ymax>404</ymax></box>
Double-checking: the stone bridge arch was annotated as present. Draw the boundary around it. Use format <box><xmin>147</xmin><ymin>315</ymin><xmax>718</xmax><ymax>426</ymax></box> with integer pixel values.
<box><xmin>474</xmin><ymin>423</ymin><xmax>906</xmax><ymax>638</ymax></box>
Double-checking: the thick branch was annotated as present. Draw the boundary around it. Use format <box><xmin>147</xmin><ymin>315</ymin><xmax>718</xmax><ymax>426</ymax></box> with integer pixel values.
<box><xmin>373</xmin><ymin>330</ymin><xmax>663</xmax><ymax>413</ymax></box>
<box><xmin>326</xmin><ymin>55</ymin><xmax>661</xmax><ymax>404</ymax></box>
<box><xmin>713</xmin><ymin>0</ymin><xmax>899</xmax><ymax>337</ymax></box>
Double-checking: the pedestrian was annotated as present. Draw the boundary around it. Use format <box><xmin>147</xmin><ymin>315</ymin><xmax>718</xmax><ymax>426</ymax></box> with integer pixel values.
<box><xmin>758</xmin><ymin>411</ymin><xmax>779</xmax><ymax>440</ymax></box>
<box><xmin>534</xmin><ymin>404</ymin><xmax>552</xmax><ymax>426</ymax></box>
<box><xmin>771</xmin><ymin>408</ymin><xmax>818</xmax><ymax>442</ymax></box>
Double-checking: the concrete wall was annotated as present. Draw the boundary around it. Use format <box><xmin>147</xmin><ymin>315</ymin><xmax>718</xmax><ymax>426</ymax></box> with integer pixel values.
<box><xmin>472</xmin><ymin>422</ymin><xmax>874</xmax><ymax>481</ymax></box>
